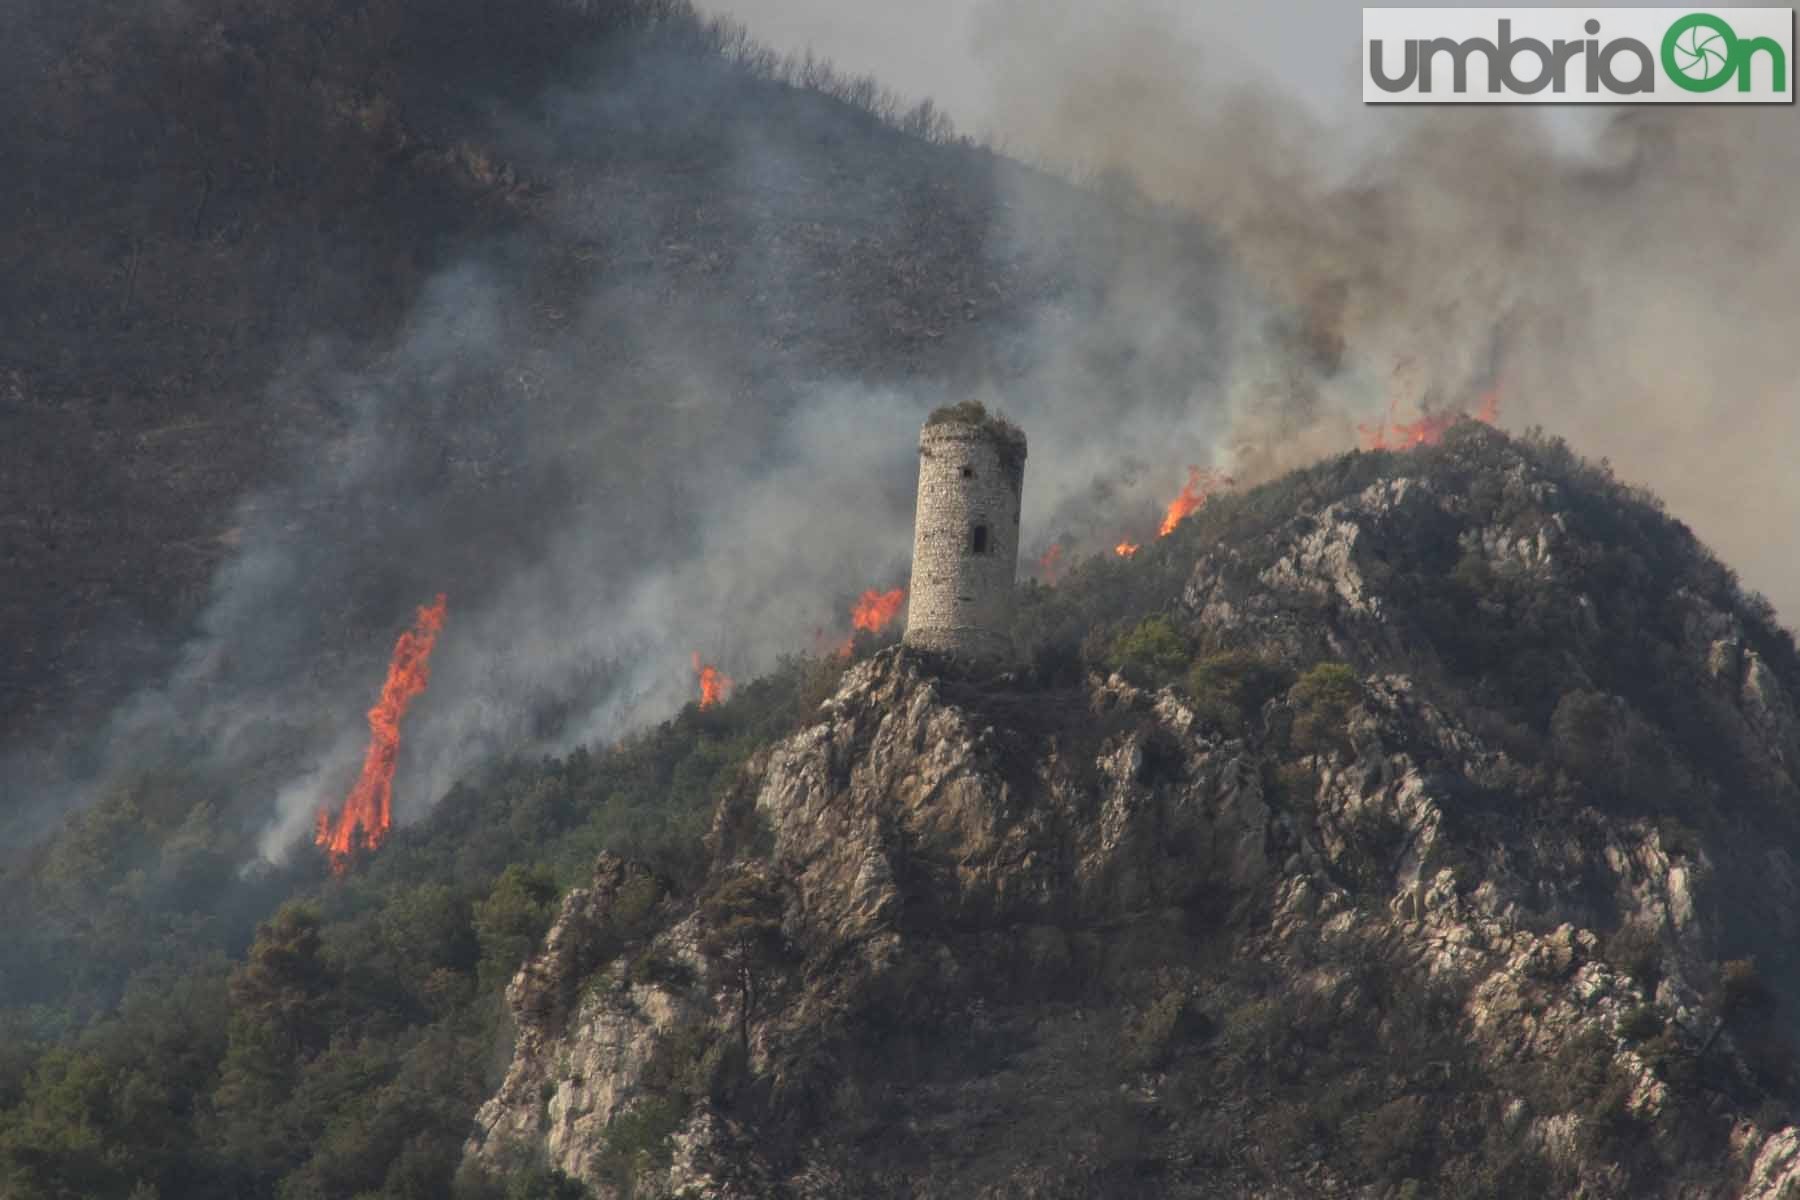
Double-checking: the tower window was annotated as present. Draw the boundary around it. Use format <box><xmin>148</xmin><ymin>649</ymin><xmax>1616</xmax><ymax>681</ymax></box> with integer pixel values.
<box><xmin>961</xmin><ymin>465</ymin><xmax>974</xmax><ymax>479</ymax></box>
<box><xmin>971</xmin><ymin>523</ymin><xmax>990</xmax><ymax>555</ymax></box>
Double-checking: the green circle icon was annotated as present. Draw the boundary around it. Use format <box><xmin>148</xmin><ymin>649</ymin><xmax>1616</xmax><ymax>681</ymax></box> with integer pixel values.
<box><xmin>1663</xmin><ymin>12</ymin><xmax>1739</xmax><ymax>92</ymax></box>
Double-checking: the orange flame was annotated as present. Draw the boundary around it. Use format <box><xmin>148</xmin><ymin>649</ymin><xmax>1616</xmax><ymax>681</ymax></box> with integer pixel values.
<box><xmin>1115</xmin><ymin>541</ymin><xmax>1140</xmax><ymax>558</ymax></box>
<box><xmin>692</xmin><ymin>652</ymin><xmax>733</xmax><ymax>709</ymax></box>
<box><xmin>832</xmin><ymin>587</ymin><xmax>907</xmax><ymax>657</ymax></box>
<box><xmin>316</xmin><ymin>595</ymin><xmax>447</xmax><ymax>874</ymax></box>
<box><xmin>850</xmin><ymin>588</ymin><xmax>906</xmax><ymax>634</ymax></box>
<box><xmin>1360</xmin><ymin>389</ymin><xmax>1500</xmax><ymax>451</ymax></box>
<box><xmin>1391</xmin><ymin>410</ymin><xmax>1460</xmax><ymax>448</ymax></box>
<box><xmin>1038</xmin><ymin>543</ymin><xmax>1065</xmax><ymax>584</ymax></box>
<box><xmin>1158</xmin><ymin>467</ymin><xmax>1232</xmax><ymax>538</ymax></box>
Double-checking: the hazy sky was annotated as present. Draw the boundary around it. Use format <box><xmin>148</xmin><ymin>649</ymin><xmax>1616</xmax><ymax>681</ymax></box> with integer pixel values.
<box><xmin>693</xmin><ymin>0</ymin><xmax>1800</xmax><ymax>627</ymax></box>
<box><xmin>699</xmin><ymin>0</ymin><xmax>1650</xmax><ymax>158</ymax></box>
<box><xmin>699</xmin><ymin>0</ymin><xmax>1362</xmax><ymax>135</ymax></box>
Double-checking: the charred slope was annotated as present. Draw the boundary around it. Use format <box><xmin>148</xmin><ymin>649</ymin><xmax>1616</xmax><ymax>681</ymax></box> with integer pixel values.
<box><xmin>465</xmin><ymin>426</ymin><xmax>1800</xmax><ymax>1198</ymax></box>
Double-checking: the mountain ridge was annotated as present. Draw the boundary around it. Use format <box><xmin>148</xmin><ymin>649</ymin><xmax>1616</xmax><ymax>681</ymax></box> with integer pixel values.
<box><xmin>5</xmin><ymin>1</ymin><xmax>1800</xmax><ymax>1194</ymax></box>
<box><xmin>454</xmin><ymin>423</ymin><xmax>1800</xmax><ymax>1197</ymax></box>
<box><xmin>8</xmin><ymin>421</ymin><xmax>1800</xmax><ymax>1197</ymax></box>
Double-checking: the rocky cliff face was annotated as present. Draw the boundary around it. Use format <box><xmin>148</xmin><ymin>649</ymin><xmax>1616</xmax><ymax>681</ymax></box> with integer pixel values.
<box><xmin>465</xmin><ymin>429</ymin><xmax>1800</xmax><ymax>1198</ymax></box>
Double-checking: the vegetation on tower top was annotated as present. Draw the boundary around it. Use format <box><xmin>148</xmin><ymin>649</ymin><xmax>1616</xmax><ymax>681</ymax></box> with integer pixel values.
<box><xmin>924</xmin><ymin>400</ymin><xmax>1027</xmax><ymax>484</ymax></box>
<box><xmin>924</xmin><ymin>399</ymin><xmax>1028</xmax><ymax>450</ymax></box>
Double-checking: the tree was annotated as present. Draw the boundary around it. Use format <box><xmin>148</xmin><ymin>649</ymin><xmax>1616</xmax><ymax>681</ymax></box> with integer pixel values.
<box><xmin>211</xmin><ymin>904</ymin><xmax>335</xmax><ymax>1174</ymax></box>
<box><xmin>699</xmin><ymin>869</ymin><xmax>787</xmax><ymax>1055</ymax></box>
<box><xmin>473</xmin><ymin>865</ymin><xmax>560</xmax><ymax>994</ymax></box>
<box><xmin>1108</xmin><ymin>616</ymin><xmax>1191</xmax><ymax>685</ymax></box>
<box><xmin>1290</xmin><ymin>662</ymin><xmax>1361</xmax><ymax>757</ymax></box>
<box><xmin>1185</xmin><ymin>651</ymin><xmax>1292</xmax><ymax>734</ymax></box>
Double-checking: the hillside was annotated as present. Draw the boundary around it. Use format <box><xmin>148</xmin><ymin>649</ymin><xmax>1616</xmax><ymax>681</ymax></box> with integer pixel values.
<box><xmin>9</xmin><ymin>425</ymin><xmax>1800</xmax><ymax>1198</ymax></box>
<box><xmin>3</xmin><ymin>0</ymin><xmax>1182</xmax><ymax>784</ymax></box>
<box><xmin>452</xmin><ymin>424</ymin><xmax>1800</xmax><ymax>1198</ymax></box>
<box><xmin>8</xmin><ymin>2</ymin><xmax>1800</xmax><ymax>1197</ymax></box>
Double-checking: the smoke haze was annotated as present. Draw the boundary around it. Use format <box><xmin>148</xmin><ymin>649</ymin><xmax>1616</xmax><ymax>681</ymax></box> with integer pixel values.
<box><xmin>8</xmin><ymin>0</ymin><xmax>1799</xmax><ymax>864</ymax></box>
<box><xmin>714</xmin><ymin>0</ymin><xmax>1800</xmax><ymax>610</ymax></box>
<box><xmin>971</xmin><ymin>0</ymin><xmax>1800</xmax><ymax>609</ymax></box>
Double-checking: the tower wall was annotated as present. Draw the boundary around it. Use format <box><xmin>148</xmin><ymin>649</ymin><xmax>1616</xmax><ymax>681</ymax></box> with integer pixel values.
<box><xmin>903</xmin><ymin>417</ymin><xmax>1027</xmax><ymax>661</ymax></box>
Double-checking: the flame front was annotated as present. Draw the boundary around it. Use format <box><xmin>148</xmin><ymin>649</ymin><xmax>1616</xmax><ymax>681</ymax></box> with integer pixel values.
<box><xmin>850</xmin><ymin>588</ymin><xmax>906</xmax><ymax>634</ymax></box>
<box><xmin>1360</xmin><ymin>389</ymin><xmax>1501</xmax><ymax>451</ymax></box>
<box><xmin>831</xmin><ymin>587</ymin><xmax>907</xmax><ymax>656</ymax></box>
<box><xmin>1115</xmin><ymin>541</ymin><xmax>1140</xmax><ymax>558</ymax></box>
<box><xmin>692</xmin><ymin>652</ymin><xmax>733</xmax><ymax>709</ymax></box>
<box><xmin>1158</xmin><ymin>467</ymin><xmax>1232</xmax><ymax>538</ymax></box>
<box><xmin>1038</xmin><ymin>544</ymin><xmax>1065</xmax><ymax>583</ymax></box>
<box><xmin>315</xmin><ymin>594</ymin><xmax>448</xmax><ymax>874</ymax></box>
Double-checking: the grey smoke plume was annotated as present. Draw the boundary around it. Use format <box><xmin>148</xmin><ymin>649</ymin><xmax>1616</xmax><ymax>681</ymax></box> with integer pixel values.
<box><xmin>969</xmin><ymin>0</ymin><xmax>1800</xmax><ymax>612</ymax></box>
<box><xmin>238</xmin><ymin>260</ymin><xmax>937</xmax><ymax>860</ymax></box>
<box><xmin>13</xmin><ymin>1</ymin><xmax>1797</xmax><ymax>863</ymax></box>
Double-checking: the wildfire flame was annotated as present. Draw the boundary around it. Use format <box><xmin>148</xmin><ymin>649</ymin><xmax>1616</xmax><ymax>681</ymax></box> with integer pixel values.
<box><xmin>1115</xmin><ymin>541</ymin><xmax>1140</xmax><ymax>558</ymax></box>
<box><xmin>831</xmin><ymin>587</ymin><xmax>907</xmax><ymax>656</ymax></box>
<box><xmin>1038</xmin><ymin>543</ymin><xmax>1065</xmax><ymax>583</ymax></box>
<box><xmin>315</xmin><ymin>594</ymin><xmax>448</xmax><ymax>874</ymax></box>
<box><xmin>850</xmin><ymin>587</ymin><xmax>906</xmax><ymax>634</ymax></box>
<box><xmin>692</xmin><ymin>652</ymin><xmax>733</xmax><ymax>709</ymax></box>
<box><xmin>1158</xmin><ymin>467</ymin><xmax>1232</xmax><ymax>538</ymax></box>
<box><xmin>1359</xmin><ymin>389</ymin><xmax>1501</xmax><ymax>451</ymax></box>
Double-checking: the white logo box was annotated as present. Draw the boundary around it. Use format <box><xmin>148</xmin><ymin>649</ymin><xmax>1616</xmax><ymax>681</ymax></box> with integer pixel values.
<box><xmin>1363</xmin><ymin>8</ymin><xmax>1793</xmax><ymax>102</ymax></box>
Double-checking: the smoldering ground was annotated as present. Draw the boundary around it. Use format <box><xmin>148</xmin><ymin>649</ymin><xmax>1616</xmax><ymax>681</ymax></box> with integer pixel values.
<box><xmin>9</xmin><ymin>0</ymin><xmax>1798</xmax><ymax>868</ymax></box>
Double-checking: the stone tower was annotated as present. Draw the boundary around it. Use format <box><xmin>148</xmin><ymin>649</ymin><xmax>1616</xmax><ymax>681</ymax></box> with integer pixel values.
<box><xmin>903</xmin><ymin>403</ymin><xmax>1027</xmax><ymax>661</ymax></box>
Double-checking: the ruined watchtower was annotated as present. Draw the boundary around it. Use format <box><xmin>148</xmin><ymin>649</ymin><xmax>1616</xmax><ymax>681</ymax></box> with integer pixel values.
<box><xmin>903</xmin><ymin>402</ymin><xmax>1027</xmax><ymax>661</ymax></box>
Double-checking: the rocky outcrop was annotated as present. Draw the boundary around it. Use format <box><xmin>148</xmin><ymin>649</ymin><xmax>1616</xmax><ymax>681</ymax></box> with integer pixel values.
<box><xmin>465</xmin><ymin>430</ymin><xmax>1800</xmax><ymax>1197</ymax></box>
<box><xmin>463</xmin><ymin>657</ymin><xmax>1790</xmax><ymax>1195</ymax></box>
<box><xmin>464</xmin><ymin>856</ymin><xmax>703</xmax><ymax>1177</ymax></box>
<box><xmin>467</xmin><ymin>647</ymin><xmax>1290</xmax><ymax>1194</ymax></box>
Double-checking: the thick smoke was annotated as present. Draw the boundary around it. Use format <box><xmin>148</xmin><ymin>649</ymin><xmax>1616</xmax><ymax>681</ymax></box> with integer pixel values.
<box><xmin>12</xmin><ymin>0</ymin><xmax>1798</xmax><ymax>864</ymax></box>
<box><xmin>970</xmin><ymin>0</ymin><xmax>1800</xmax><ymax>612</ymax></box>
<box><xmin>208</xmin><ymin>260</ymin><xmax>937</xmax><ymax>861</ymax></box>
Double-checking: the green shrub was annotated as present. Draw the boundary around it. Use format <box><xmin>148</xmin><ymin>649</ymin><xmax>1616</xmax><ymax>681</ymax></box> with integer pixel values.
<box><xmin>595</xmin><ymin>1094</ymin><xmax>686</xmax><ymax>1188</ymax></box>
<box><xmin>1107</xmin><ymin>616</ymin><xmax>1191</xmax><ymax>685</ymax></box>
<box><xmin>624</xmin><ymin>949</ymin><xmax>694</xmax><ymax>989</ymax></box>
<box><xmin>473</xmin><ymin>865</ymin><xmax>560</xmax><ymax>993</ymax></box>
<box><xmin>923</xmin><ymin>399</ymin><xmax>1024</xmax><ymax>447</ymax></box>
<box><xmin>611</xmin><ymin>873</ymin><xmax>664</xmax><ymax>931</ymax></box>
<box><xmin>503</xmin><ymin>1164</ymin><xmax>590</xmax><ymax>1200</ymax></box>
<box><xmin>1120</xmin><ymin>986</ymin><xmax>1198</xmax><ymax>1072</ymax></box>
<box><xmin>1185</xmin><ymin>651</ymin><xmax>1292</xmax><ymax>734</ymax></box>
<box><xmin>1289</xmin><ymin>662</ymin><xmax>1360</xmax><ymax>756</ymax></box>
